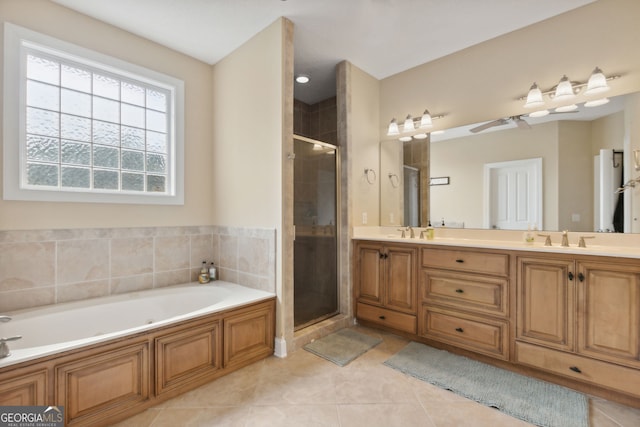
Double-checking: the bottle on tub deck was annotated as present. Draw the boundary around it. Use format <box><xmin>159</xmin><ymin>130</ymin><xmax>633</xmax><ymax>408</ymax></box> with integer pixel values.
<box><xmin>209</xmin><ymin>262</ymin><xmax>218</xmax><ymax>281</ymax></box>
<box><xmin>198</xmin><ymin>261</ymin><xmax>210</xmax><ymax>284</ymax></box>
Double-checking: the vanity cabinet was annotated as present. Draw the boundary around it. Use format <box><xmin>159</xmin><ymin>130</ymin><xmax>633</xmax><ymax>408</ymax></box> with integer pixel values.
<box><xmin>419</xmin><ymin>247</ymin><xmax>511</xmax><ymax>360</ymax></box>
<box><xmin>516</xmin><ymin>255</ymin><xmax>640</xmax><ymax>397</ymax></box>
<box><xmin>355</xmin><ymin>241</ymin><xmax>418</xmax><ymax>334</ymax></box>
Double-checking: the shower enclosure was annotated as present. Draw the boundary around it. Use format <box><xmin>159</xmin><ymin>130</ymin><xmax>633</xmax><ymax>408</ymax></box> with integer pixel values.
<box><xmin>293</xmin><ymin>136</ymin><xmax>339</xmax><ymax>329</ymax></box>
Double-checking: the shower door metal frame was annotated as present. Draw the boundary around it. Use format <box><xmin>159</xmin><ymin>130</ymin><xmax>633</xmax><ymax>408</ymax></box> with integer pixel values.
<box><xmin>292</xmin><ymin>134</ymin><xmax>341</xmax><ymax>331</ymax></box>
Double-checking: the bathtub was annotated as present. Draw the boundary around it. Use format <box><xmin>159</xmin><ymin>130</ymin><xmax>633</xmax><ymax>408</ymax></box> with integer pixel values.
<box><xmin>0</xmin><ymin>281</ymin><xmax>275</xmax><ymax>368</ymax></box>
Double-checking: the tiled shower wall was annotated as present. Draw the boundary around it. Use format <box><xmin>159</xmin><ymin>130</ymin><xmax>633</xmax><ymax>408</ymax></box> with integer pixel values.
<box><xmin>0</xmin><ymin>225</ymin><xmax>276</xmax><ymax>312</ymax></box>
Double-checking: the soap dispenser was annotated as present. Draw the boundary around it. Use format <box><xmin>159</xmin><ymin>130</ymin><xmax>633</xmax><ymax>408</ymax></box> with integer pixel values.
<box><xmin>198</xmin><ymin>261</ymin><xmax>210</xmax><ymax>284</ymax></box>
<box><xmin>426</xmin><ymin>220</ymin><xmax>434</xmax><ymax>240</ymax></box>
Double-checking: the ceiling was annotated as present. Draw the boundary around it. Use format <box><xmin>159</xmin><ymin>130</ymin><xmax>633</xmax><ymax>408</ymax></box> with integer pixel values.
<box><xmin>52</xmin><ymin>0</ymin><xmax>595</xmax><ymax>104</ymax></box>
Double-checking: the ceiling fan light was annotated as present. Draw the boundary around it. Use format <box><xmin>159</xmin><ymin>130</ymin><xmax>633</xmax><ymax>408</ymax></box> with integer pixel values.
<box><xmin>524</xmin><ymin>83</ymin><xmax>544</xmax><ymax>108</ymax></box>
<box><xmin>555</xmin><ymin>104</ymin><xmax>578</xmax><ymax>113</ymax></box>
<box><xmin>413</xmin><ymin>133</ymin><xmax>428</xmax><ymax>139</ymax></box>
<box><xmin>403</xmin><ymin>115</ymin><xmax>415</xmax><ymax>132</ymax></box>
<box><xmin>398</xmin><ymin>136</ymin><xmax>412</xmax><ymax>142</ymax></box>
<box><xmin>585</xmin><ymin>67</ymin><xmax>610</xmax><ymax>95</ymax></box>
<box><xmin>420</xmin><ymin>110</ymin><xmax>433</xmax><ymax>128</ymax></box>
<box><xmin>554</xmin><ymin>75</ymin><xmax>575</xmax><ymax>100</ymax></box>
<box><xmin>584</xmin><ymin>98</ymin><xmax>610</xmax><ymax>107</ymax></box>
<box><xmin>387</xmin><ymin>118</ymin><xmax>400</xmax><ymax>136</ymax></box>
<box><xmin>529</xmin><ymin>109</ymin><xmax>550</xmax><ymax>118</ymax></box>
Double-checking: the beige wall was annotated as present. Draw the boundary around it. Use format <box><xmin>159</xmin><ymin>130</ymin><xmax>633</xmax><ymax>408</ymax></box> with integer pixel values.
<box><xmin>0</xmin><ymin>0</ymin><xmax>214</xmax><ymax>230</ymax></box>
<box><xmin>591</xmin><ymin>111</ymin><xmax>625</xmax><ymax>154</ymax></box>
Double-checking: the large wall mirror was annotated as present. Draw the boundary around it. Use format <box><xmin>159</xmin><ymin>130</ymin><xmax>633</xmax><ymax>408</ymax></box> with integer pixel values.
<box><xmin>380</xmin><ymin>92</ymin><xmax>640</xmax><ymax>233</ymax></box>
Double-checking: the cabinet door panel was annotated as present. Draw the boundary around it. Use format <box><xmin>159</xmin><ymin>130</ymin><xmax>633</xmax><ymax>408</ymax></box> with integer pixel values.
<box><xmin>578</xmin><ymin>262</ymin><xmax>640</xmax><ymax>364</ymax></box>
<box><xmin>517</xmin><ymin>257</ymin><xmax>574</xmax><ymax>351</ymax></box>
<box><xmin>224</xmin><ymin>301</ymin><xmax>275</xmax><ymax>369</ymax></box>
<box><xmin>0</xmin><ymin>369</ymin><xmax>47</xmax><ymax>406</ymax></box>
<box><xmin>385</xmin><ymin>246</ymin><xmax>417</xmax><ymax>313</ymax></box>
<box><xmin>357</xmin><ymin>244</ymin><xmax>384</xmax><ymax>305</ymax></box>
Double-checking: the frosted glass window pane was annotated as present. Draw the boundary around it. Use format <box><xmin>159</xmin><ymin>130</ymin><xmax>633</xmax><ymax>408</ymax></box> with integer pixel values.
<box><xmin>27</xmin><ymin>135</ymin><xmax>59</xmax><ymax>162</ymax></box>
<box><xmin>27</xmin><ymin>55</ymin><xmax>59</xmax><ymax>85</ymax></box>
<box><xmin>26</xmin><ymin>107</ymin><xmax>59</xmax><ymax>137</ymax></box>
<box><xmin>93</xmin><ymin>97</ymin><xmax>120</xmax><ymax>123</ymax></box>
<box><xmin>121</xmin><ymin>126</ymin><xmax>145</xmax><ymax>150</ymax></box>
<box><xmin>61</xmin><ymin>89</ymin><xmax>91</xmax><ymax>117</ymax></box>
<box><xmin>61</xmin><ymin>64</ymin><xmax>91</xmax><ymax>92</ymax></box>
<box><xmin>61</xmin><ymin>166</ymin><xmax>90</xmax><ymax>188</ymax></box>
<box><xmin>27</xmin><ymin>80</ymin><xmax>59</xmax><ymax>110</ymax></box>
<box><xmin>92</xmin><ymin>120</ymin><xmax>119</xmax><ymax>146</ymax></box>
<box><xmin>94</xmin><ymin>170</ymin><xmax>119</xmax><ymax>189</ymax></box>
<box><xmin>146</xmin><ymin>110</ymin><xmax>166</xmax><ymax>132</ymax></box>
<box><xmin>93</xmin><ymin>145</ymin><xmax>119</xmax><ymax>168</ymax></box>
<box><xmin>121</xmin><ymin>104</ymin><xmax>144</xmax><ymax>128</ymax></box>
<box><xmin>147</xmin><ymin>175</ymin><xmax>165</xmax><ymax>192</ymax></box>
<box><xmin>61</xmin><ymin>114</ymin><xmax>91</xmax><ymax>142</ymax></box>
<box><xmin>146</xmin><ymin>153</ymin><xmax>166</xmax><ymax>173</ymax></box>
<box><xmin>93</xmin><ymin>74</ymin><xmax>119</xmax><ymax>100</ymax></box>
<box><xmin>122</xmin><ymin>172</ymin><xmax>144</xmax><ymax>191</ymax></box>
<box><xmin>146</xmin><ymin>89</ymin><xmax>167</xmax><ymax>112</ymax></box>
<box><xmin>61</xmin><ymin>140</ymin><xmax>90</xmax><ymax>165</ymax></box>
<box><xmin>122</xmin><ymin>150</ymin><xmax>144</xmax><ymax>171</ymax></box>
<box><xmin>146</xmin><ymin>131</ymin><xmax>167</xmax><ymax>153</ymax></box>
<box><xmin>122</xmin><ymin>82</ymin><xmax>144</xmax><ymax>106</ymax></box>
<box><xmin>27</xmin><ymin>163</ymin><xmax>58</xmax><ymax>186</ymax></box>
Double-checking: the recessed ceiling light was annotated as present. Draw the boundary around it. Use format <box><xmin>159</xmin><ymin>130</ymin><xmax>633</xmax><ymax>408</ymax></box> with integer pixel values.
<box><xmin>295</xmin><ymin>75</ymin><xmax>310</xmax><ymax>84</ymax></box>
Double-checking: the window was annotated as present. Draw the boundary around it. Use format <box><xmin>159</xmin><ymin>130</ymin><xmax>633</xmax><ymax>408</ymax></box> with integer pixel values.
<box><xmin>4</xmin><ymin>23</ymin><xmax>184</xmax><ymax>205</ymax></box>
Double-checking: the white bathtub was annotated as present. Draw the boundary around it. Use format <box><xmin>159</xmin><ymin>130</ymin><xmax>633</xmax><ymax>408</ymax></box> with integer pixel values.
<box><xmin>0</xmin><ymin>281</ymin><xmax>275</xmax><ymax>368</ymax></box>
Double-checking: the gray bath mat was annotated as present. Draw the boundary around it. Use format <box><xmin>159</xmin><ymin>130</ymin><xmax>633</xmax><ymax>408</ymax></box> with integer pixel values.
<box><xmin>384</xmin><ymin>342</ymin><xmax>589</xmax><ymax>427</ymax></box>
<box><xmin>304</xmin><ymin>328</ymin><xmax>382</xmax><ymax>366</ymax></box>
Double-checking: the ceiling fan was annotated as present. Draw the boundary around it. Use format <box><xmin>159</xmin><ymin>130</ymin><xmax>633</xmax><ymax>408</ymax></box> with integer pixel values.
<box><xmin>469</xmin><ymin>115</ymin><xmax>531</xmax><ymax>133</ymax></box>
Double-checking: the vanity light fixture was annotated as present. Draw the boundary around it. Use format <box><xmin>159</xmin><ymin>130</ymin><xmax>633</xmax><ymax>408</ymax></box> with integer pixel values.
<box><xmin>386</xmin><ymin>110</ymin><xmax>444</xmax><ymax>139</ymax></box>
<box><xmin>520</xmin><ymin>67</ymin><xmax>620</xmax><ymax>115</ymax></box>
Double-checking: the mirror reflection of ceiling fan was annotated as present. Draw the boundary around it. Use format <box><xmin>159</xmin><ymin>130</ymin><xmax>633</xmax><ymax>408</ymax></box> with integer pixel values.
<box><xmin>469</xmin><ymin>111</ymin><xmax>577</xmax><ymax>134</ymax></box>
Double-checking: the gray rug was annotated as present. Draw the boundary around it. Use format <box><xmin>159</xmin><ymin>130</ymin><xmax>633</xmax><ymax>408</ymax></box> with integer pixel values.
<box><xmin>304</xmin><ymin>328</ymin><xmax>382</xmax><ymax>366</ymax></box>
<box><xmin>384</xmin><ymin>342</ymin><xmax>589</xmax><ymax>427</ymax></box>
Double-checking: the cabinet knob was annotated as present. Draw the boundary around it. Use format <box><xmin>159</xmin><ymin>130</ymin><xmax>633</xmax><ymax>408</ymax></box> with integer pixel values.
<box><xmin>455</xmin><ymin>327</ymin><xmax>464</xmax><ymax>333</ymax></box>
<box><xmin>455</xmin><ymin>289</ymin><xmax>464</xmax><ymax>293</ymax></box>
<box><xmin>379</xmin><ymin>315</ymin><xmax>386</xmax><ymax>320</ymax></box>
<box><xmin>578</xmin><ymin>272</ymin><xmax>585</xmax><ymax>282</ymax></box>
<box><xmin>455</xmin><ymin>259</ymin><xmax>464</xmax><ymax>263</ymax></box>
<box><xmin>569</xmin><ymin>366</ymin><xmax>582</xmax><ymax>374</ymax></box>
<box><xmin>568</xmin><ymin>272</ymin><xmax>574</xmax><ymax>281</ymax></box>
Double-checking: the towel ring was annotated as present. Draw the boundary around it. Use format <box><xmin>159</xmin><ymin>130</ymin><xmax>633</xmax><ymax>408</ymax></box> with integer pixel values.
<box><xmin>364</xmin><ymin>168</ymin><xmax>377</xmax><ymax>185</ymax></box>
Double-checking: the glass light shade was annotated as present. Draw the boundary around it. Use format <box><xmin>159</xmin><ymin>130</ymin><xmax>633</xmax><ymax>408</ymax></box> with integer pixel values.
<box><xmin>585</xmin><ymin>67</ymin><xmax>609</xmax><ymax>95</ymax></box>
<box><xmin>398</xmin><ymin>136</ymin><xmax>412</xmax><ymax>142</ymax></box>
<box><xmin>420</xmin><ymin>110</ymin><xmax>433</xmax><ymax>128</ymax></box>
<box><xmin>403</xmin><ymin>115</ymin><xmax>415</xmax><ymax>132</ymax></box>
<box><xmin>524</xmin><ymin>83</ymin><xmax>544</xmax><ymax>108</ymax></box>
<box><xmin>584</xmin><ymin>98</ymin><xmax>610</xmax><ymax>107</ymax></box>
<box><xmin>413</xmin><ymin>133</ymin><xmax>428</xmax><ymax>139</ymax></box>
<box><xmin>555</xmin><ymin>104</ymin><xmax>578</xmax><ymax>113</ymax></box>
<box><xmin>295</xmin><ymin>75</ymin><xmax>310</xmax><ymax>84</ymax></box>
<box><xmin>529</xmin><ymin>109</ymin><xmax>550</xmax><ymax>118</ymax></box>
<box><xmin>554</xmin><ymin>75</ymin><xmax>575</xmax><ymax>100</ymax></box>
<box><xmin>387</xmin><ymin>119</ymin><xmax>400</xmax><ymax>136</ymax></box>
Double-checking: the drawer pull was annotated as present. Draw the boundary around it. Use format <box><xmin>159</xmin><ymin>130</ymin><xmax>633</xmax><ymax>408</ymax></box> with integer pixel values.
<box><xmin>455</xmin><ymin>289</ymin><xmax>464</xmax><ymax>293</ymax></box>
<box><xmin>379</xmin><ymin>315</ymin><xmax>386</xmax><ymax>320</ymax></box>
<box><xmin>569</xmin><ymin>366</ymin><xmax>582</xmax><ymax>374</ymax></box>
<box><xmin>455</xmin><ymin>259</ymin><xmax>464</xmax><ymax>263</ymax></box>
<box><xmin>455</xmin><ymin>327</ymin><xmax>464</xmax><ymax>333</ymax></box>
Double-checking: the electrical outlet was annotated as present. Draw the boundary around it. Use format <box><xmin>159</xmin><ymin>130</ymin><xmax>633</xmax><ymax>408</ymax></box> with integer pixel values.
<box><xmin>571</xmin><ymin>213</ymin><xmax>581</xmax><ymax>222</ymax></box>
<box><xmin>362</xmin><ymin>212</ymin><xmax>368</xmax><ymax>224</ymax></box>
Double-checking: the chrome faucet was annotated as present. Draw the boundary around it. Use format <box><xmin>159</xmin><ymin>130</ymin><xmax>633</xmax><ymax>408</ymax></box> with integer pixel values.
<box><xmin>578</xmin><ymin>236</ymin><xmax>595</xmax><ymax>248</ymax></box>
<box><xmin>537</xmin><ymin>234</ymin><xmax>552</xmax><ymax>246</ymax></box>
<box><xmin>407</xmin><ymin>226</ymin><xmax>415</xmax><ymax>238</ymax></box>
<box><xmin>397</xmin><ymin>228</ymin><xmax>406</xmax><ymax>238</ymax></box>
<box><xmin>0</xmin><ymin>316</ymin><xmax>21</xmax><ymax>358</ymax></box>
<box><xmin>561</xmin><ymin>230</ymin><xmax>569</xmax><ymax>247</ymax></box>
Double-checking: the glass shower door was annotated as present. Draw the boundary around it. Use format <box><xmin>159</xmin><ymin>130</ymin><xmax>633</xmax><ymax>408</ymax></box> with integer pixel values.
<box><xmin>293</xmin><ymin>136</ymin><xmax>338</xmax><ymax>330</ymax></box>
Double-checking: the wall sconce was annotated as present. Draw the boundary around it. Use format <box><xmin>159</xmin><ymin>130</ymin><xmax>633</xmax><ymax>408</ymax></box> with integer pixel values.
<box><xmin>387</xmin><ymin>109</ymin><xmax>444</xmax><ymax>141</ymax></box>
<box><xmin>521</xmin><ymin>67</ymin><xmax>620</xmax><ymax>117</ymax></box>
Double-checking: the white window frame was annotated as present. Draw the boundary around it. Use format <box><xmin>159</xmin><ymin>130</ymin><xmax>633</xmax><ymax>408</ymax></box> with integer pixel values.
<box><xmin>3</xmin><ymin>22</ymin><xmax>185</xmax><ymax>205</ymax></box>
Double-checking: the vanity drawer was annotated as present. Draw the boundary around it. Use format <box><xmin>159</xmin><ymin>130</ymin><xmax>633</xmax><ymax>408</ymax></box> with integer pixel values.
<box><xmin>420</xmin><ymin>305</ymin><xmax>508</xmax><ymax>360</ymax></box>
<box><xmin>515</xmin><ymin>341</ymin><xmax>640</xmax><ymax>398</ymax></box>
<box><xmin>421</xmin><ymin>248</ymin><xmax>509</xmax><ymax>276</ymax></box>
<box><xmin>420</xmin><ymin>269</ymin><xmax>508</xmax><ymax>317</ymax></box>
<box><xmin>357</xmin><ymin>302</ymin><xmax>416</xmax><ymax>334</ymax></box>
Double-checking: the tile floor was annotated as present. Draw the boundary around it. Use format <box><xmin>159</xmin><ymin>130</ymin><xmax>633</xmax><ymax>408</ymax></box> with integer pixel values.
<box><xmin>113</xmin><ymin>326</ymin><xmax>640</xmax><ymax>426</ymax></box>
